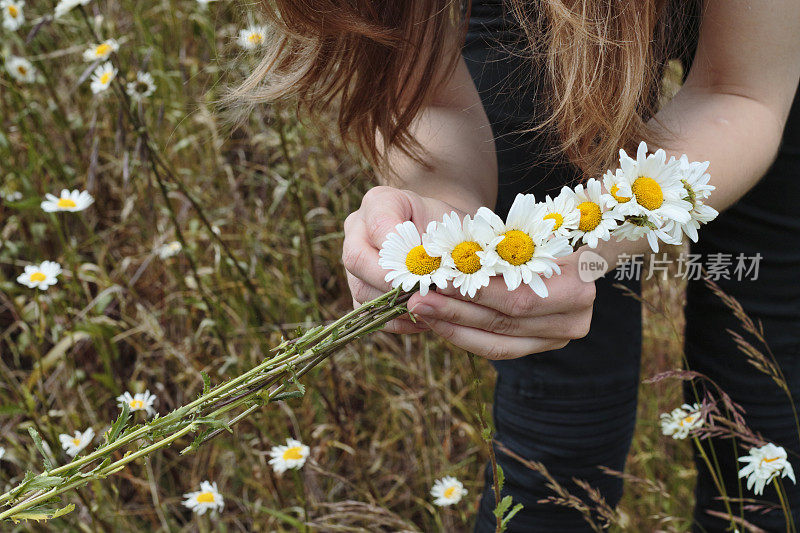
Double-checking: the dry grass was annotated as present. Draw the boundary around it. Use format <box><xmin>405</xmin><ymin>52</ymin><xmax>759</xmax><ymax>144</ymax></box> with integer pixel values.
<box><xmin>0</xmin><ymin>1</ymin><xmax>709</xmax><ymax>531</ymax></box>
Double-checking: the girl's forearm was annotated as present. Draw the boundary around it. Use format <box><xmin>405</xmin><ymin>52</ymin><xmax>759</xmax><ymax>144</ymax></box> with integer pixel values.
<box><xmin>650</xmin><ymin>84</ymin><xmax>787</xmax><ymax>213</ymax></box>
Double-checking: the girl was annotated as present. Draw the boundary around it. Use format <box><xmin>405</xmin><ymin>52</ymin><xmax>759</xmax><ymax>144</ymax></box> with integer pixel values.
<box><xmin>235</xmin><ymin>0</ymin><xmax>800</xmax><ymax>530</ymax></box>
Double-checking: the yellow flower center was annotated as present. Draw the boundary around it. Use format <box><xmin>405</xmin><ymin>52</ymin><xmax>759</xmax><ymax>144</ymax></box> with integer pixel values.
<box><xmin>17</xmin><ymin>65</ymin><xmax>27</xmax><ymax>75</ymax></box>
<box><xmin>72</xmin><ymin>438</ymin><xmax>82</xmax><ymax>446</ymax></box>
<box><xmin>631</xmin><ymin>176</ymin><xmax>664</xmax><ymax>210</ymax></box>
<box><xmin>29</xmin><ymin>272</ymin><xmax>46</xmax><ymax>283</ymax></box>
<box><xmin>129</xmin><ymin>399</ymin><xmax>144</xmax><ymax>410</ymax></box>
<box><xmin>451</xmin><ymin>241</ymin><xmax>482</xmax><ymax>274</ymax></box>
<box><xmin>282</xmin><ymin>446</ymin><xmax>304</xmax><ymax>460</ymax></box>
<box><xmin>405</xmin><ymin>245</ymin><xmax>441</xmax><ymax>276</ymax></box>
<box><xmin>8</xmin><ymin>5</ymin><xmax>18</xmax><ymax>16</ymax></box>
<box><xmin>543</xmin><ymin>212</ymin><xmax>564</xmax><ymax>230</ymax></box>
<box><xmin>248</xmin><ymin>33</ymin><xmax>263</xmax><ymax>44</ymax></box>
<box><xmin>496</xmin><ymin>230</ymin><xmax>535</xmax><ymax>266</ymax></box>
<box><xmin>196</xmin><ymin>491</ymin><xmax>216</xmax><ymax>503</ymax></box>
<box><xmin>443</xmin><ymin>486</ymin><xmax>456</xmax><ymax>498</ymax></box>
<box><xmin>100</xmin><ymin>72</ymin><xmax>112</xmax><ymax>84</ymax></box>
<box><xmin>679</xmin><ymin>414</ymin><xmax>697</xmax><ymax>427</ymax></box>
<box><xmin>577</xmin><ymin>201</ymin><xmax>602</xmax><ymax>232</ymax></box>
<box><xmin>57</xmin><ymin>198</ymin><xmax>77</xmax><ymax>209</ymax></box>
<box><xmin>763</xmin><ymin>456</ymin><xmax>779</xmax><ymax>464</ymax></box>
<box><xmin>609</xmin><ymin>184</ymin><xmax>631</xmax><ymax>203</ymax></box>
<box><xmin>95</xmin><ymin>43</ymin><xmax>112</xmax><ymax>56</ymax></box>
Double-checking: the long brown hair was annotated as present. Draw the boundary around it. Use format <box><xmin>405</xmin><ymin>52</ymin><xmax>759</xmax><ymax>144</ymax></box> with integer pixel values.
<box><xmin>229</xmin><ymin>0</ymin><xmax>696</xmax><ymax>177</ymax></box>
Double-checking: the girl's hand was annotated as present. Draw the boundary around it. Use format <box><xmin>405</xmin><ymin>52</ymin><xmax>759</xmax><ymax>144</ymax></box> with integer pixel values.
<box><xmin>342</xmin><ymin>185</ymin><xmax>467</xmax><ymax>333</ymax></box>
<box><xmin>408</xmin><ymin>251</ymin><xmax>596</xmax><ymax>359</ymax></box>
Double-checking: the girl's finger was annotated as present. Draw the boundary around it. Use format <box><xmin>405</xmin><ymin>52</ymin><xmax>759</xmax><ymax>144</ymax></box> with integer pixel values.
<box><xmin>409</xmin><ymin>290</ymin><xmax>586</xmax><ymax>339</ymax></box>
<box><xmin>419</xmin><ymin>317</ymin><xmax>569</xmax><ymax>360</ymax></box>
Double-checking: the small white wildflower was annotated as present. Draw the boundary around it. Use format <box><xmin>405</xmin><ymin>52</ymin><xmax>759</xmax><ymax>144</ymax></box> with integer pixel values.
<box><xmin>116</xmin><ymin>390</ymin><xmax>157</xmax><ymax>417</ymax></box>
<box><xmin>40</xmin><ymin>189</ymin><xmax>94</xmax><ymax>212</ymax></box>
<box><xmin>82</xmin><ymin>39</ymin><xmax>119</xmax><ymax>62</ymax></box>
<box><xmin>16</xmin><ymin>261</ymin><xmax>62</xmax><ymax>290</ymax></box>
<box><xmin>430</xmin><ymin>476</ymin><xmax>467</xmax><ymax>506</ymax></box>
<box><xmin>89</xmin><ymin>61</ymin><xmax>117</xmax><ymax>94</ymax></box>
<box><xmin>1</xmin><ymin>0</ymin><xmax>24</xmax><ymax>31</ymax></box>
<box><xmin>660</xmin><ymin>403</ymin><xmax>704</xmax><ymax>440</ymax></box>
<box><xmin>738</xmin><ymin>443</ymin><xmax>796</xmax><ymax>496</ymax></box>
<box><xmin>6</xmin><ymin>56</ymin><xmax>36</xmax><ymax>83</ymax></box>
<box><xmin>268</xmin><ymin>438</ymin><xmax>309</xmax><ymax>474</ymax></box>
<box><xmin>58</xmin><ymin>428</ymin><xmax>94</xmax><ymax>457</ymax></box>
<box><xmin>126</xmin><ymin>71</ymin><xmax>156</xmax><ymax>101</ymax></box>
<box><xmin>183</xmin><ymin>480</ymin><xmax>224</xmax><ymax>515</ymax></box>
<box><xmin>237</xmin><ymin>25</ymin><xmax>267</xmax><ymax>50</ymax></box>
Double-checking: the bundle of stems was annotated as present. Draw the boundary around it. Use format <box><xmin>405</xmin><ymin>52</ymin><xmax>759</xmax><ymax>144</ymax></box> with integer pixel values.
<box><xmin>0</xmin><ymin>288</ymin><xmax>412</xmax><ymax>523</ymax></box>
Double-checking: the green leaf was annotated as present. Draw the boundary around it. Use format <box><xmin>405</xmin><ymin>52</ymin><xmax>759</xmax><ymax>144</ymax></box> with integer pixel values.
<box><xmin>9</xmin><ymin>503</ymin><xmax>75</xmax><ymax>523</ymax></box>
<box><xmin>11</xmin><ymin>472</ymin><xmax>64</xmax><ymax>497</ymax></box>
<box><xmin>500</xmin><ymin>503</ymin><xmax>524</xmax><ymax>531</ymax></box>
<box><xmin>493</xmin><ymin>495</ymin><xmax>513</xmax><ymax>519</ymax></box>
<box><xmin>27</xmin><ymin>428</ymin><xmax>53</xmax><ymax>471</ymax></box>
<box><xmin>106</xmin><ymin>402</ymin><xmax>130</xmax><ymax>444</ymax></box>
<box><xmin>496</xmin><ymin>465</ymin><xmax>505</xmax><ymax>493</ymax></box>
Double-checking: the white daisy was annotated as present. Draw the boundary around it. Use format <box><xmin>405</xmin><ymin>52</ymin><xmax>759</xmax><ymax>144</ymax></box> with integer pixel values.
<box><xmin>667</xmin><ymin>155</ymin><xmax>719</xmax><ymax>243</ymax></box>
<box><xmin>422</xmin><ymin>212</ymin><xmax>498</xmax><ymax>298</ymax></box>
<box><xmin>40</xmin><ymin>189</ymin><xmax>94</xmax><ymax>212</ymax></box>
<box><xmin>476</xmin><ymin>194</ymin><xmax>572</xmax><ymax>297</ymax></box>
<box><xmin>89</xmin><ymin>61</ymin><xmax>117</xmax><ymax>94</ymax></box>
<box><xmin>660</xmin><ymin>403</ymin><xmax>704</xmax><ymax>440</ymax></box>
<box><xmin>430</xmin><ymin>476</ymin><xmax>467</xmax><ymax>507</ymax></box>
<box><xmin>567</xmin><ymin>178</ymin><xmax>619</xmax><ymax>249</ymax></box>
<box><xmin>541</xmin><ymin>186</ymin><xmax>581</xmax><ymax>238</ymax></box>
<box><xmin>16</xmin><ymin>261</ymin><xmax>62</xmax><ymax>290</ymax></box>
<box><xmin>6</xmin><ymin>56</ymin><xmax>36</xmax><ymax>83</ymax></box>
<box><xmin>53</xmin><ymin>0</ymin><xmax>89</xmax><ymax>18</ymax></box>
<box><xmin>268</xmin><ymin>438</ymin><xmax>310</xmax><ymax>474</ymax></box>
<box><xmin>1</xmin><ymin>0</ymin><xmax>24</xmax><ymax>31</ymax></box>
<box><xmin>157</xmin><ymin>241</ymin><xmax>182</xmax><ymax>259</ymax></box>
<box><xmin>378</xmin><ymin>220</ymin><xmax>449</xmax><ymax>296</ymax></box>
<box><xmin>116</xmin><ymin>390</ymin><xmax>157</xmax><ymax>417</ymax></box>
<box><xmin>613</xmin><ymin>142</ymin><xmax>692</xmax><ymax>227</ymax></box>
<box><xmin>126</xmin><ymin>71</ymin><xmax>156</xmax><ymax>101</ymax></box>
<box><xmin>183</xmin><ymin>480</ymin><xmax>225</xmax><ymax>515</ymax></box>
<box><xmin>738</xmin><ymin>443</ymin><xmax>796</xmax><ymax>496</ymax></box>
<box><xmin>196</xmin><ymin>0</ymin><xmax>217</xmax><ymax>6</ymax></box>
<box><xmin>58</xmin><ymin>428</ymin><xmax>94</xmax><ymax>457</ymax></box>
<box><xmin>237</xmin><ymin>25</ymin><xmax>267</xmax><ymax>50</ymax></box>
<box><xmin>82</xmin><ymin>39</ymin><xmax>119</xmax><ymax>62</ymax></box>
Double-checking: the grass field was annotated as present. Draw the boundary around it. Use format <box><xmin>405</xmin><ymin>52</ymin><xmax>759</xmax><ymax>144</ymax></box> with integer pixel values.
<box><xmin>0</xmin><ymin>1</ymin><xmax>728</xmax><ymax>531</ymax></box>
